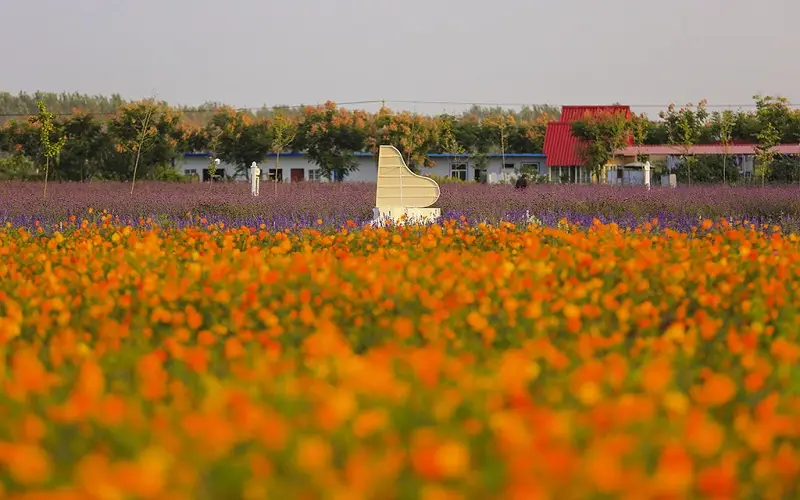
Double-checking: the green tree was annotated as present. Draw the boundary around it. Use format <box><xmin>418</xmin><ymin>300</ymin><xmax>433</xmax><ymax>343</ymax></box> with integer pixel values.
<box><xmin>29</xmin><ymin>101</ymin><xmax>67</xmax><ymax>197</ymax></box>
<box><xmin>483</xmin><ymin>112</ymin><xmax>517</xmax><ymax>170</ymax></box>
<box><xmin>753</xmin><ymin>94</ymin><xmax>787</xmax><ymax>186</ymax></box>
<box><xmin>755</xmin><ymin>123</ymin><xmax>780</xmax><ymax>187</ymax></box>
<box><xmin>205</xmin><ymin>119</ymin><xmax>224</xmax><ymax>183</ymax></box>
<box><xmin>58</xmin><ymin>112</ymin><xmax>109</xmax><ymax>181</ymax></box>
<box><xmin>660</xmin><ymin>100</ymin><xmax>708</xmax><ymax>184</ymax></box>
<box><xmin>769</xmin><ymin>154</ymin><xmax>800</xmax><ymax>184</ymax></box>
<box><xmin>672</xmin><ymin>155</ymin><xmax>739</xmax><ymax>184</ymax></box>
<box><xmin>108</xmin><ymin>100</ymin><xmax>186</xmax><ymax>185</ymax></box>
<box><xmin>717</xmin><ymin>110</ymin><xmax>734</xmax><ymax>184</ymax></box>
<box><xmin>204</xmin><ymin>107</ymin><xmax>271</xmax><ymax>180</ymax></box>
<box><xmin>753</xmin><ymin>94</ymin><xmax>794</xmax><ymax>142</ymax></box>
<box><xmin>369</xmin><ymin>109</ymin><xmax>437</xmax><ymax>171</ymax></box>
<box><xmin>436</xmin><ymin>115</ymin><xmax>466</xmax><ymax>179</ymax></box>
<box><xmin>571</xmin><ymin>109</ymin><xmax>629</xmax><ymax>183</ymax></box>
<box><xmin>295</xmin><ymin>102</ymin><xmax>367</xmax><ymax>182</ymax></box>
<box><xmin>630</xmin><ymin>113</ymin><xmax>650</xmax><ymax>162</ymax></box>
<box><xmin>506</xmin><ymin>117</ymin><xmax>548</xmax><ymax>154</ymax></box>
<box><xmin>269</xmin><ymin>111</ymin><xmax>297</xmax><ymax>191</ymax></box>
<box><xmin>0</xmin><ymin>120</ymin><xmax>41</xmax><ymax>160</ymax></box>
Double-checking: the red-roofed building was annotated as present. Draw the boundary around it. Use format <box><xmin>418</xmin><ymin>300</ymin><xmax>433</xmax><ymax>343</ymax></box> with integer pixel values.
<box><xmin>543</xmin><ymin>105</ymin><xmax>633</xmax><ymax>183</ymax></box>
<box><xmin>541</xmin><ymin>103</ymin><xmax>800</xmax><ymax>185</ymax></box>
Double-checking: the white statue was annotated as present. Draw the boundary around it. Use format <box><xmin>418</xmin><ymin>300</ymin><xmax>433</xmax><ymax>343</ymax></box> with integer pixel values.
<box><xmin>250</xmin><ymin>162</ymin><xmax>261</xmax><ymax>196</ymax></box>
<box><xmin>644</xmin><ymin>161</ymin><xmax>651</xmax><ymax>190</ymax></box>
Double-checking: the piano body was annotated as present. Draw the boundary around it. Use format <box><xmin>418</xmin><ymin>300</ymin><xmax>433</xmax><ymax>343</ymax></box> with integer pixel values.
<box><xmin>372</xmin><ymin>145</ymin><xmax>441</xmax><ymax>225</ymax></box>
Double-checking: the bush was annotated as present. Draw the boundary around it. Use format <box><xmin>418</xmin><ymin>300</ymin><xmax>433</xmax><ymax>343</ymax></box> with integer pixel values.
<box><xmin>0</xmin><ymin>154</ymin><xmax>38</xmax><ymax>180</ymax></box>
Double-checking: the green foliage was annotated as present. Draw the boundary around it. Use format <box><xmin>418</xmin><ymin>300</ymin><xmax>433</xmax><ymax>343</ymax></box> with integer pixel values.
<box><xmin>57</xmin><ymin>112</ymin><xmax>111</xmax><ymax>181</ymax></box>
<box><xmin>437</xmin><ymin>115</ymin><xmax>465</xmax><ymax>159</ymax></box>
<box><xmin>755</xmin><ymin>123</ymin><xmax>780</xmax><ymax>187</ymax></box>
<box><xmin>1</xmin><ymin>93</ymin><xmax>799</xmax><ymax>186</ymax></box>
<box><xmin>107</xmin><ymin>99</ymin><xmax>185</xmax><ymax>192</ymax></box>
<box><xmin>671</xmin><ymin>155</ymin><xmax>741</xmax><ymax>184</ymax></box>
<box><xmin>571</xmin><ymin>110</ymin><xmax>629</xmax><ymax>182</ymax></box>
<box><xmin>208</xmin><ymin>156</ymin><xmax>218</xmax><ymax>181</ymax></box>
<box><xmin>269</xmin><ymin>111</ymin><xmax>297</xmax><ymax>185</ymax></box>
<box><xmin>0</xmin><ymin>90</ymin><xmax>126</xmax><ymax>120</ymax></box>
<box><xmin>294</xmin><ymin>102</ymin><xmax>367</xmax><ymax>182</ymax></box>
<box><xmin>29</xmin><ymin>101</ymin><xmax>67</xmax><ymax>196</ymax></box>
<box><xmin>753</xmin><ymin>94</ymin><xmax>788</xmax><ymax>187</ymax></box>
<box><xmin>703</xmin><ymin>110</ymin><xmax>737</xmax><ymax>183</ymax></box>
<box><xmin>630</xmin><ymin>113</ymin><xmax>650</xmax><ymax>162</ymax></box>
<box><xmin>660</xmin><ymin>101</ymin><xmax>709</xmax><ymax>184</ymax></box>
<box><xmin>370</xmin><ymin>108</ymin><xmax>438</xmax><ymax>171</ymax></box>
<box><xmin>769</xmin><ymin>155</ymin><xmax>800</xmax><ymax>184</ymax></box>
<box><xmin>206</xmin><ymin>107</ymin><xmax>272</xmax><ymax>179</ymax></box>
<box><xmin>0</xmin><ymin>154</ymin><xmax>37</xmax><ymax>180</ymax></box>
<box><xmin>270</xmin><ymin>111</ymin><xmax>296</xmax><ymax>156</ymax></box>
<box><xmin>753</xmin><ymin>94</ymin><xmax>795</xmax><ymax>142</ymax></box>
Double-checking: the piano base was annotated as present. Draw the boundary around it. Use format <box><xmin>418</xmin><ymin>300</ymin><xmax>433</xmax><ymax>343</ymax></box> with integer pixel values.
<box><xmin>371</xmin><ymin>207</ymin><xmax>441</xmax><ymax>226</ymax></box>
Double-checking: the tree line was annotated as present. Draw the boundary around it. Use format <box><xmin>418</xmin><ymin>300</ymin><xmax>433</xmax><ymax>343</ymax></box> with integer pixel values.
<box><xmin>1</xmin><ymin>91</ymin><xmax>799</xmax><ymax>184</ymax></box>
<box><xmin>0</xmin><ymin>97</ymin><xmax>556</xmax><ymax>182</ymax></box>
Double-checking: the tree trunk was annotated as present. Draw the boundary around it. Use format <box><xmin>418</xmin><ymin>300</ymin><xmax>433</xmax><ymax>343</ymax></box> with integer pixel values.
<box><xmin>722</xmin><ymin>153</ymin><xmax>726</xmax><ymax>184</ymax></box>
<box><xmin>130</xmin><ymin>142</ymin><xmax>143</xmax><ymax>195</ymax></box>
<box><xmin>130</xmin><ymin>104</ymin><xmax>154</xmax><ymax>195</ymax></box>
<box><xmin>275</xmin><ymin>153</ymin><xmax>280</xmax><ymax>195</ymax></box>
<box><xmin>43</xmin><ymin>156</ymin><xmax>49</xmax><ymax>198</ymax></box>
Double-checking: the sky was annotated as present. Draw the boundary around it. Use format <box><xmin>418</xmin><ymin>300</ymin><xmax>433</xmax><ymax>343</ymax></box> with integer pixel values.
<box><xmin>3</xmin><ymin>0</ymin><xmax>799</xmax><ymax>117</ymax></box>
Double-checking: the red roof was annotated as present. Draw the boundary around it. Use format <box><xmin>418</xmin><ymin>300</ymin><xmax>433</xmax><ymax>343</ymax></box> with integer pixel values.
<box><xmin>560</xmin><ymin>105</ymin><xmax>631</xmax><ymax>123</ymax></box>
<box><xmin>543</xmin><ymin>105</ymin><xmax>634</xmax><ymax>167</ymax></box>
<box><xmin>543</xmin><ymin>122</ymin><xmax>585</xmax><ymax>166</ymax></box>
<box><xmin>617</xmin><ymin>144</ymin><xmax>800</xmax><ymax>156</ymax></box>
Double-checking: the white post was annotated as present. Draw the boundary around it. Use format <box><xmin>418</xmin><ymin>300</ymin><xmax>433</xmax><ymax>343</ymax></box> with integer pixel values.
<box><xmin>644</xmin><ymin>161</ymin><xmax>651</xmax><ymax>190</ymax></box>
<box><xmin>250</xmin><ymin>162</ymin><xmax>261</xmax><ymax>196</ymax></box>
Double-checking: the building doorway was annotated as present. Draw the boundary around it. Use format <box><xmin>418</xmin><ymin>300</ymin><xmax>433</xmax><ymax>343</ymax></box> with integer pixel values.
<box><xmin>202</xmin><ymin>169</ymin><xmax>224</xmax><ymax>182</ymax></box>
<box><xmin>290</xmin><ymin>168</ymin><xmax>305</xmax><ymax>182</ymax></box>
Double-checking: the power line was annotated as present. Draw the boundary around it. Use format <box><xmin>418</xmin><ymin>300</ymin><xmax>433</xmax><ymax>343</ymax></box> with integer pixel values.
<box><xmin>381</xmin><ymin>99</ymin><xmax>797</xmax><ymax>109</ymax></box>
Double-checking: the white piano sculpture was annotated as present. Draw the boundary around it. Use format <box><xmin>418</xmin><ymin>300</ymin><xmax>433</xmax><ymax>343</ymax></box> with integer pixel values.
<box><xmin>371</xmin><ymin>145</ymin><xmax>441</xmax><ymax>225</ymax></box>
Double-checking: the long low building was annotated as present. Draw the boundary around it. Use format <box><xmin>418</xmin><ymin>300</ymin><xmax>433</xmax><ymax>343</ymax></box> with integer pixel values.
<box><xmin>177</xmin><ymin>152</ymin><xmax>548</xmax><ymax>183</ymax></box>
<box><xmin>176</xmin><ymin>102</ymin><xmax>800</xmax><ymax>185</ymax></box>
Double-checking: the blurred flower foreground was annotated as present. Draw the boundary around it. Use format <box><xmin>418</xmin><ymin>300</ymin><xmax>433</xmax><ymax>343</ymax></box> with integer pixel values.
<box><xmin>0</xmin><ymin>182</ymin><xmax>798</xmax><ymax>498</ymax></box>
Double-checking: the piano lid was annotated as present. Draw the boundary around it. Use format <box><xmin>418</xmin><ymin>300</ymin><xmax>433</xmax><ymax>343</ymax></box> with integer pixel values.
<box><xmin>375</xmin><ymin>145</ymin><xmax>440</xmax><ymax>209</ymax></box>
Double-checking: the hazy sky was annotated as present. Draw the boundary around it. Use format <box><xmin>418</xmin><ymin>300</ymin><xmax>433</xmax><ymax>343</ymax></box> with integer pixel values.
<box><xmin>4</xmin><ymin>0</ymin><xmax>799</xmax><ymax>116</ymax></box>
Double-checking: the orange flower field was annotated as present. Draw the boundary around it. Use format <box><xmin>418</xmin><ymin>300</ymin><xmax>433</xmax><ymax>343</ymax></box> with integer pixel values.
<box><xmin>0</xmin><ymin>217</ymin><xmax>798</xmax><ymax>499</ymax></box>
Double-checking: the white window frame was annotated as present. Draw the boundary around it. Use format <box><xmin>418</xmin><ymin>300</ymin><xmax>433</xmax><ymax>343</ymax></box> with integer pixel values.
<box><xmin>308</xmin><ymin>169</ymin><xmax>322</xmax><ymax>181</ymax></box>
<box><xmin>520</xmin><ymin>162</ymin><xmax>540</xmax><ymax>176</ymax></box>
<box><xmin>267</xmin><ymin>168</ymin><xmax>283</xmax><ymax>181</ymax></box>
<box><xmin>450</xmin><ymin>162</ymin><xmax>468</xmax><ymax>180</ymax></box>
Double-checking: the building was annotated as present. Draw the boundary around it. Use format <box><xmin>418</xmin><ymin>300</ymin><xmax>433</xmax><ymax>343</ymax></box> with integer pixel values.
<box><xmin>543</xmin><ymin>105</ymin><xmax>633</xmax><ymax>183</ymax></box>
<box><xmin>542</xmin><ymin>104</ymin><xmax>800</xmax><ymax>184</ymax></box>
<box><xmin>613</xmin><ymin>143</ymin><xmax>800</xmax><ymax>183</ymax></box>
<box><xmin>177</xmin><ymin>151</ymin><xmax>547</xmax><ymax>183</ymax></box>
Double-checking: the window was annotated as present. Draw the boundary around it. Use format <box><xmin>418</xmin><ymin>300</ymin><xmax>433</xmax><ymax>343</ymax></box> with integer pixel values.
<box><xmin>520</xmin><ymin>162</ymin><xmax>540</xmax><ymax>177</ymax></box>
<box><xmin>504</xmin><ymin>163</ymin><xmax>515</xmax><ymax>169</ymax></box>
<box><xmin>267</xmin><ymin>169</ymin><xmax>283</xmax><ymax>181</ymax></box>
<box><xmin>579</xmin><ymin>166</ymin><xmax>591</xmax><ymax>184</ymax></box>
<box><xmin>184</xmin><ymin>169</ymin><xmax>196</xmax><ymax>176</ymax></box>
<box><xmin>450</xmin><ymin>162</ymin><xmax>468</xmax><ymax>181</ymax></box>
<box><xmin>308</xmin><ymin>169</ymin><xmax>322</xmax><ymax>181</ymax></box>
